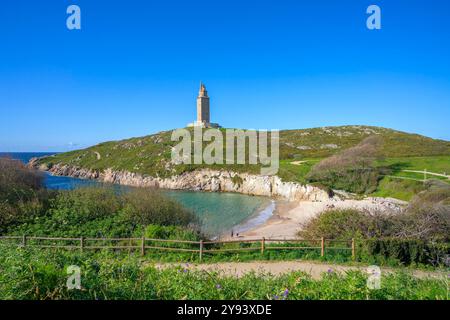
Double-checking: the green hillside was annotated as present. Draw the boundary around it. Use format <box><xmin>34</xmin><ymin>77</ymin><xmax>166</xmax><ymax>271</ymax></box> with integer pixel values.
<box><xmin>279</xmin><ymin>125</ymin><xmax>450</xmax><ymax>159</ymax></box>
<box><xmin>34</xmin><ymin>125</ymin><xmax>449</xmax><ymax>174</ymax></box>
<box><xmin>34</xmin><ymin>125</ymin><xmax>450</xmax><ymax>187</ymax></box>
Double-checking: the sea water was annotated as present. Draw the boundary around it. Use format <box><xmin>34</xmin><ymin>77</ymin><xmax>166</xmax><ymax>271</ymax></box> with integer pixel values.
<box><xmin>1</xmin><ymin>152</ymin><xmax>274</xmax><ymax>236</ymax></box>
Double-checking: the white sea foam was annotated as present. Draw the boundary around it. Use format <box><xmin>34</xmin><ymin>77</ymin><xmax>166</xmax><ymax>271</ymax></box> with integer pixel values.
<box><xmin>232</xmin><ymin>200</ymin><xmax>276</xmax><ymax>234</ymax></box>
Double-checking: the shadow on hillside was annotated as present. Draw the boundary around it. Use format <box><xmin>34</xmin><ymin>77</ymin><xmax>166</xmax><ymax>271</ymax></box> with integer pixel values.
<box><xmin>382</xmin><ymin>162</ymin><xmax>412</xmax><ymax>175</ymax></box>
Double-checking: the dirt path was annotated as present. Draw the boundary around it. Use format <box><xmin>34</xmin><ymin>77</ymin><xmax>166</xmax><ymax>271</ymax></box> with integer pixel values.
<box><xmin>290</xmin><ymin>160</ymin><xmax>307</xmax><ymax>166</ymax></box>
<box><xmin>154</xmin><ymin>260</ymin><xmax>444</xmax><ymax>280</ymax></box>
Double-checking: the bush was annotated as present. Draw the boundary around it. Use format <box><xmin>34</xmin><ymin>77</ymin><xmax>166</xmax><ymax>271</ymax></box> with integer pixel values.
<box><xmin>8</xmin><ymin>187</ymin><xmax>198</xmax><ymax>238</ymax></box>
<box><xmin>0</xmin><ymin>158</ymin><xmax>43</xmax><ymax>203</ymax></box>
<box><xmin>121</xmin><ymin>188</ymin><xmax>197</xmax><ymax>227</ymax></box>
<box><xmin>298</xmin><ymin>209</ymin><xmax>390</xmax><ymax>240</ymax></box>
<box><xmin>0</xmin><ymin>158</ymin><xmax>50</xmax><ymax>234</ymax></box>
<box><xmin>391</xmin><ymin>183</ymin><xmax>450</xmax><ymax>241</ymax></box>
<box><xmin>357</xmin><ymin>238</ymin><xmax>450</xmax><ymax>267</ymax></box>
<box><xmin>307</xmin><ymin>136</ymin><xmax>384</xmax><ymax>194</ymax></box>
<box><xmin>144</xmin><ymin>224</ymin><xmax>201</xmax><ymax>241</ymax></box>
<box><xmin>50</xmin><ymin>187</ymin><xmax>122</xmax><ymax>222</ymax></box>
<box><xmin>298</xmin><ymin>183</ymin><xmax>450</xmax><ymax>266</ymax></box>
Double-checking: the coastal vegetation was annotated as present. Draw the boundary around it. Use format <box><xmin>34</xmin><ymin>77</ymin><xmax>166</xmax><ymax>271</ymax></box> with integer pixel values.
<box><xmin>299</xmin><ymin>180</ymin><xmax>450</xmax><ymax>242</ymax></box>
<box><xmin>306</xmin><ymin>136</ymin><xmax>384</xmax><ymax>194</ymax></box>
<box><xmin>298</xmin><ymin>181</ymin><xmax>450</xmax><ymax>267</ymax></box>
<box><xmin>0</xmin><ymin>246</ymin><xmax>448</xmax><ymax>300</ymax></box>
<box><xmin>0</xmin><ymin>158</ymin><xmax>199</xmax><ymax>239</ymax></box>
<box><xmin>30</xmin><ymin>125</ymin><xmax>450</xmax><ymax>200</ymax></box>
<box><xmin>2</xmin><ymin>156</ymin><xmax>448</xmax><ymax>269</ymax></box>
<box><xmin>1</xmin><ymin>144</ymin><xmax>449</xmax><ymax>300</ymax></box>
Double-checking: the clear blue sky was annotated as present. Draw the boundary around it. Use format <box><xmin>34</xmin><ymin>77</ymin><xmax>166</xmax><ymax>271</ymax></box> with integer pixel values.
<box><xmin>1</xmin><ymin>0</ymin><xmax>449</xmax><ymax>151</ymax></box>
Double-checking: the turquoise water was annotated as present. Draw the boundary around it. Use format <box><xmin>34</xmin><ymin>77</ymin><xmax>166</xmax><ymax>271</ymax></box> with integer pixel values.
<box><xmin>164</xmin><ymin>190</ymin><xmax>270</xmax><ymax>236</ymax></box>
<box><xmin>1</xmin><ymin>152</ymin><xmax>272</xmax><ymax>236</ymax></box>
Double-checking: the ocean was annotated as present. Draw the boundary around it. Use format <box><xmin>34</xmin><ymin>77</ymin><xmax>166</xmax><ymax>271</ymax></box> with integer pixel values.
<box><xmin>0</xmin><ymin>152</ymin><xmax>273</xmax><ymax>236</ymax></box>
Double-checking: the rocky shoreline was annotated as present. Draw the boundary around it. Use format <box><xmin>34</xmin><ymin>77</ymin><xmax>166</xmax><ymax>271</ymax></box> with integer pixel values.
<box><xmin>28</xmin><ymin>159</ymin><xmax>331</xmax><ymax>202</ymax></box>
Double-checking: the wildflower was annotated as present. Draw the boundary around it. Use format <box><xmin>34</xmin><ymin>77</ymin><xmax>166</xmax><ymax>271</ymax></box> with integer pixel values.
<box><xmin>215</xmin><ymin>284</ymin><xmax>222</xmax><ymax>290</ymax></box>
<box><xmin>273</xmin><ymin>295</ymin><xmax>279</xmax><ymax>300</ymax></box>
<box><xmin>327</xmin><ymin>268</ymin><xmax>333</xmax><ymax>273</ymax></box>
<box><xmin>180</xmin><ymin>263</ymin><xmax>189</xmax><ymax>273</ymax></box>
<box><xmin>283</xmin><ymin>289</ymin><xmax>289</xmax><ymax>296</ymax></box>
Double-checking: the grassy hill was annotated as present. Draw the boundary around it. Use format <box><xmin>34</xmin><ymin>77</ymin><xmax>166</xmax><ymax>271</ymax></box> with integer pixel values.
<box><xmin>279</xmin><ymin>125</ymin><xmax>450</xmax><ymax>158</ymax></box>
<box><xmin>34</xmin><ymin>125</ymin><xmax>450</xmax><ymax>199</ymax></box>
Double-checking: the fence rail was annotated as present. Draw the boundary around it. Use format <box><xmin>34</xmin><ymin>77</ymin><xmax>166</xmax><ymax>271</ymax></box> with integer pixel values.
<box><xmin>0</xmin><ymin>235</ymin><xmax>355</xmax><ymax>261</ymax></box>
<box><xmin>402</xmin><ymin>169</ymin><xmax>449</xmax><ymax>179</ymax></box>
<box><xmin>382</xmin><ymin>169</ymin><xmax>450</xmax><ymax>183</ymax></box>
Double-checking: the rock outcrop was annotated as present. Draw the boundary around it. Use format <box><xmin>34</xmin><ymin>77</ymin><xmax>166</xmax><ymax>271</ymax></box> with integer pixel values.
<box><xmin>28</xmin><ymin>158</ymin><xmax>330</xmax><ymax>201</ymax></box>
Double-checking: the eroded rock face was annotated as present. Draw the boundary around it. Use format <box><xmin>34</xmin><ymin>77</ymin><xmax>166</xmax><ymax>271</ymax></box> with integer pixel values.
<box><xmin>29</xmin><ymin>161</ymin><xmax>330</xmax><ymax>201</ymax></box>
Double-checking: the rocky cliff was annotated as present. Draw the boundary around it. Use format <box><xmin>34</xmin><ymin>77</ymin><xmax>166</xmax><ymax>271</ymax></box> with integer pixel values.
<box><xmin>29</xmin><ymin>159</ymin><xmax>331</xmax><ymax>202</ymax></box>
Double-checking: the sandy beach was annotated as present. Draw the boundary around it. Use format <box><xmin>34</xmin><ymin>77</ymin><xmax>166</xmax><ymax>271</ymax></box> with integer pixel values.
<box><xmin>227</xmin><ymin>197</ymin><xmax>407</xmax><ymax>240</ymax></box>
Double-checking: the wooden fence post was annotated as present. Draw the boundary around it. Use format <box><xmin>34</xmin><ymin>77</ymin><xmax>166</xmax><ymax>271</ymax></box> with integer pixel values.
<box><xmin>321</xmin><ymin>237</ymin><xmax>325</xmax><ymax>257</ymax></box>
<box><xmin>261</xmin><ymin>237</ymin><xmax>265</xmax><ymax>254</ymax></box>
<box><xmin>22</xmin><ymin>235</ymin><xmax>27</xmax><ymax>248</ymax></box>
<box><xmin>199</xmin><ymin>240</ymin><xmax>204</xmax><ymax>262</ymax></box>
<box><xmin>351</xmin><ymin>238</ymin><xmax>355</xmax><ymax>260</ymax></box>
<box><xmin>141</xmin><ymin>236</ymin><xmax>145</xmax><ymax>256</ymax></box>
<box><xmin>80</xmin><ymin>237</ymin><xmax>84</xmax><ymax>253</ymax></box>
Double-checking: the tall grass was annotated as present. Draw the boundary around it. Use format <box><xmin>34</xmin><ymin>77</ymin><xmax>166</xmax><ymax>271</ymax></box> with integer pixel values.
<box><xmin>0</xmin><ymin>247</ymin><xmax>447</xmax><ymax>300</ymax></box>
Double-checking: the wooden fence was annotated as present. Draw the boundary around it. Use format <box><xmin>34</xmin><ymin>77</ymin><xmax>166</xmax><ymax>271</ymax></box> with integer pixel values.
<box><xmin>0</xmin><ymin>235</ymin><xmax>355</xmax><ymax>261</ymax></box>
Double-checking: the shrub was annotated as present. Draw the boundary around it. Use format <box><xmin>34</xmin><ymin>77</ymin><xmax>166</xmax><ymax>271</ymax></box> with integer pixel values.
<box><xmin>307</xmin><ymin>136</ymin><xmax>384</xmax><ymax>194</ymax></box>
<box><xmin>299</xmin><ymin>183</ymin><xmax>450</xmax><ymax>266</ymax></box>
<box><xmin>8</xmin><ymin>187</ymin><xmax>198</xmax><ymax>238</ymax></box>
<box><xmin>49</xmin><ymin>187</ymin><xmax>122</xmax><ymax>222</ymax></box>
<box><xmin>0</xmin><ymin>158</ymin><xmax>49</xmax><ymax>234</ymax></box>
<box><xmin>357</xmin><ymin>238</ymin><xmax>450</xmax><ymax>267</ymax></box>
<box><xmin>391</xmin><ymin>183</ymin><xmax>450</xmax><ymax>241</ymax></box>
<box><xmin>300</xmin><ymin>185</ymin><xmax>450</xmax><ymax>242</ymax></box>
<box><xmin>298</xmin><ymin>208</ymin><xmax>391</xmax><ymax>240</ymax></box>
<box><xmin>0</xmin><ymin>158</ymin><xmax>44</xmax><ymax>203</ymax></box>
<box><xmin>121</xmin><ymin>188</ymin><xmax>197</xmax><ymax>227</ymax></box>
<box><xmin>144</xmin><ymin>224</ymin><xmax>201</xmax><ymax>241</ymax></box>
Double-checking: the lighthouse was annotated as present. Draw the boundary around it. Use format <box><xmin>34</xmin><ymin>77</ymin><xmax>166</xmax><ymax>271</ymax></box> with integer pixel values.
<box><xmin>187</xmin><ymin>82</ymin><xmax>220</xmax><ymax>128</ymax></box>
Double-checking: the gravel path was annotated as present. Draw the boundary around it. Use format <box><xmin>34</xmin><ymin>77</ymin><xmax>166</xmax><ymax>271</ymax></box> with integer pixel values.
<box><xmin>154</xmin><ymin>260</ymin><xmax>444</xmax><ymax>280</ymax></box>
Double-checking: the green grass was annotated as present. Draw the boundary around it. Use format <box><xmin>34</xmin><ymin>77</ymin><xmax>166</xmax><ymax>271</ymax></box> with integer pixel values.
<box><xmin>0</xmin><ymin>246</ymin><xmax>448</xmax><ymax>300</ymax></box>
<box><xmin>279</xmin><ymin>126</ymin><xmax>450</xmax><ymax>159</ymax></box>
<box><xmin>371</xmin><ymin>177</ymin><xmax>427</xmax><ymax>201</ymax></box>
<box><xmin>378</xmin><ymin>155</ymin><xmax>450</xmax><ymax>172</ymax></box>
<box><xmin>278</xmin><ymin>156</ymin><xmax>449</xmax><ymax>200</ymax></box>
<box><xmin>277</xmin><ymin>159</ymin><xmax>320</xmax><ymax>183</ymax></box>
<box><xmin>35</xmin><ymin>126</ymin><xmax>450</xmax><ymax>178</ymax></box>
<box><xmin>377</xmin><ymin>156</ymin><xmax>450</xmax><ymax>180</ymax></box>
<box><xmin>32</xmin><ymin>126</ymin><xmax>450</xmax><ymax>200</ymax></box>
<box><xmin>369</xmin><ymin>156</ymin><xmax>450</xmax><ymax>200</ymax></box>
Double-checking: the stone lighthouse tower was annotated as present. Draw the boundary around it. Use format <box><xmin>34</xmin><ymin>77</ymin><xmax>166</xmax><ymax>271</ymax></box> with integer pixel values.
<box><xmin>187</xmin><ymin>82</ymin><xmax>220</xmax><ymax>128</ymax></box>
<box><xmin>197</xmin><ymin>82</ymin><xmax>210</xmax><ymax>126</ymax></box>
